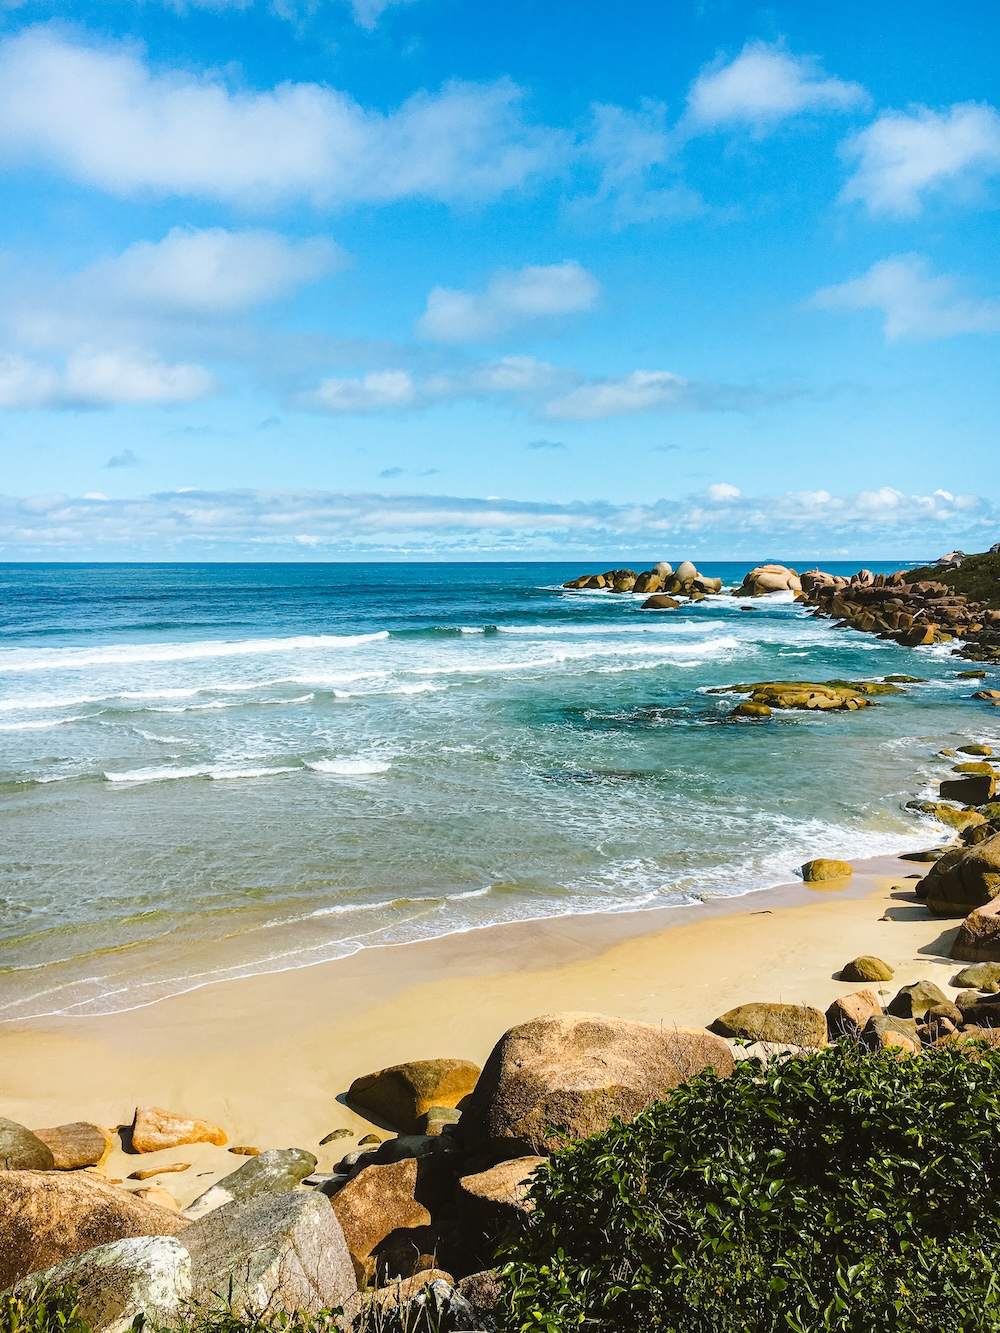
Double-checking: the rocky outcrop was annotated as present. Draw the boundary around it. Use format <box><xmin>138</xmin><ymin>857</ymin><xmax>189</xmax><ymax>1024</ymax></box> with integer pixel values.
<box><xmin>711</xmin><ymin>1003</ymin><xmax>827</xmax><ymax>1048</ymax></box>
<box><xmin>460</xmin><ymin>1013</ymin><xmax>734</xmax><ymax>1157</ymax></box>
<box><xmin>802</xmin><ymin>859</ymin><xmax>853</xmax><ymax>884</ymax></box>
<box><xmin>708</xmin><ymin>679</ymin><xmax>900</xmax><ymax>712</ymax></box>
<box><xmin>922</xmin><ymin>831</ymin><xmax>1000</xmax><ymax>917</ymax></box>
<box><xmin>0</xmin><ymin>1169</ymin><xmax>188</xmax><ymax>1289</ymax></box>
<box><xmin>182</xmin><ymin>1189</ymin><xmax>357</xmax><ymax>1320</ymax></box>
<box><xmin>0</xmin><ymin>1119</ymin><xmax>56</xmax><ymax>1172</ymax></box>
<box><xmin>841</xmin><ymin>955</ymin><xmax>894</xmax><ymax>982</ymax></box>
<box><xmin>735</xmin><ymin>565</ymin><xmax>802</xmax><ymax>596</ymax></box>
<box><xmin>33</xmin><ymin>1123</ymin><xmax>112</xmax><ymax>1171</ymax></box>
<box><xmin>182</xmin><ymin>1148</ymin><xmax>318</xmax><ymax>1220</ymax></box>
<box><xmin>347</xmin><ymin>1059</ymin><xmax>481</xmax><ymax>1135</ymax></box>
<box><xmin>12</xmin><ymin>1236</ymin><xmax>192</xmax><ymax>1333</ymax></box>
<box><xmin>563</xmin><ymin>561</ymin><xmax>721</xmax><ymax>600</ymax></box>
<box><xmin>330</xmin><ymin>1158</ymin><xmax>431</xmax><ymax>1284</ymax></box>
<box><xmin>130</xmin><ymin>1106</ymin><xmax>227</xmax><ymax>1153</ymax></box>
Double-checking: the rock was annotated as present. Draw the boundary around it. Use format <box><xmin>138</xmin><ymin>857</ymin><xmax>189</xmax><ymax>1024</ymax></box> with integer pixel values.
<box><xmin>652</xmin><ymin>562</ymin><xmax>673</xmax><ymax>578</ymax></box>
<box><xmin>736</xmin><ymin>565</ymin><xmax>802</xmax><ymax>596</ymax></box>
<box><xmin>900</xmin><ymin>847</ymin><xmax>949</xmax><ymax>862</ymax></box>
<box><xmin>129</xmin><ymin>1164</ymin><xmax>189</xmax><ymax>1180</ymax></box>
<box><xmin>826</xmin><ymin>990</ymin><xmax>883</xmax><ymax>1040</ymax></box>
<box><xmin>951</xmin><ymin>898</ymin><xmax>1000</xmax><ymax>962</ymax></box>
<box><xmin>940</xmin><ymin>774</ymin><xmax>996</xmax><ymax>804</ymax></box>
<box><xmin>358</xmin><ymin>1133</ymin><xmax>382</xmax><ymax>1147</ymax></box>
<box><xmin>367</xmin><ymin>1277</ymin><xmax>477</xmax><ymax>1333</ymax></box>
<box><xmin>456</xmin><ymin>1157</ymin><xmax>545</xmax><ymax>1241</ymax></box>
<box><xmin>347</xmin><ymin>1059</ymin><xmax>481</xmax><ymax>1136</ymax></box>
<box><xmin>708</xmin><ymin>679</ymin><xmax>896</xmax><ymax>712</ymax></box>
<box><xmin>131</xmin><ymin>1185</ymin><xmax>180</xmax><ymax>1212</ymax></box>
<box><xmin>959</xmin><ymin>744</ymin><xmax>993</xmax><ymax>756</ymax></box>
<box><xmin>417</xmin><ymin>1107</ymin><xmax>462</xmax><ymax>1136</ymax></box>
<box><xmin>319</xmin><ymin>1129</ymin><xmax>354</xmax><ymax>1145</ymax></box>
<box><xmin>330</xmin><ymin>1157</ymin><xmax>431</xmax><ymax>1284</ymax></box>
<box><xmin>973</xmin><ymin>690</ymin><xmax>1000</xmax><ymax>701</ymax></box>
<box><xmin>130</xmin><ymin>1106</ymin><xmax>227</xmax><ymax>1154</ymax></box>
<box><xmin>32</xmin><ymin>1123</ymin><xmax>112</xmax><ymax>1171</ymax></box>
<box><xmin>0</xmin><ymin>1119</ymin><xmax>56</xmax><ymax>1172</ymax></box>
<box><xmin>731</xmin><ymin>702</ymin><xmax>772</xmax><ymax>718</ymax></box>
<box><xmin>923</xmin><ymin>830</ymin><xmax>1000</xmax><ymax>916</ymax></box>
<box><xmin>11</xmin><ymin>1236</ymin><xmax>192</xmax><ymax>1333</ymax></box>
<box><xmin>691</xmin><ymin>576</ymin><xmax>723</xmax><ymax>595</ymax></box>
<box><xmin>920</xmin><ymin>1000</ymin><xmax>963</xmax><ymax>1027</ymax></box>
<box><xmin>674</xmin><ymin>560</ymin><xmax>697</xmax><ymax>584</ymax></box>
<box><xmin>459</xmin><ymin>1013</ymin><xmax>734</xmax><ymax>1156</ymax></box>
<box><xmin>370</xmin><ymin>1270</ymin><xmax>456</xmax><ymax>1308</ymax></box>
<box><xmin>457</xmin><ymin>1269</ymin><xmax>503</xmax><ymax>1324</ymax></box>
<box><xmin>952</xmin><ymin>762</ymin><xmax>996</xmax><ymax>775</ymax></box>
<box><xmin>640</xmin><ymin>594</ymin><xmax>680</xmax><ymax>610</ymax></box>
<box><xmin>840</xmin><ymin>955</ymin><xmax>894</xmax><ymax>982</ymax></box>
<box><xmin>802</xmin><ymin>858</ymin><xmax>853</xmax><ymax>883</ymax></box>
<box><xmin>370</xmin><ymin>1225</ymin><xmax>440</xmax><ymax>1283</ymax></box>
<box><xmin>952</xmin><ymin>962</ymin><xmax>1000</xmax><ymax>989</ymax></box>
<box><xmin>182</xmin><ymin>1147</ymin><xmax>318</xmax><ymax>1220</ymax></box>
<box><xmin>886</xmin><ymin>980</ymin><xmax>950</xmax><ymax>1019</ymax></box>
<box><xmin>861</xmin><ymin>1015</ymin><xmax>919</xmax><ymax>1053</ymax></box>
<box><xmin>180</xmin><ymin>1188</ymin><xmax>356</xmax><ymax>1321</ymax></box>
<box><xmin>631</xmin><ymin>571</ymin><xmax>662</xmax><ymax>594</ymax></box>
<box><xmin>229</xmin><ymin>1145</ymin><xmax>261</xmax><ymax>1156</ymax></box>
<box><xmin>712</xmin><ymin>1002</ymin><xmax>827</xmax><ymax>1048</ymax></box>
<box><xmin>0</xmin><ymin>1169</ymin><xmax>188</xmax><ymax>1289</ymax></box>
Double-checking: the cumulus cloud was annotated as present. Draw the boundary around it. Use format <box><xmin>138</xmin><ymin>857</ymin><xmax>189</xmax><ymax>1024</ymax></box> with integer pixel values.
<box><xmin>0</xmin><ymin>484</ymin><xmax>993</xmax><ymax>558</ymax></box>
<box><xmin>418</xmin><ymin>262</ymin><xmax>600</xmax><ymax>343</ymax></box>
<box><xmin>82</xmin><ymin>227</ymin><xmax>344</xmax><ymax>314</ymax></box>
<box><xmin>842</xmin><ymin>102</ymin><xmax>1000</xmax><ymax>215</ymax></box>
<box><xmin>687</xmin><ymin>42</ymin><xmax>865</xmax><ymax>130</ymax></box>
<box><xmin>706</xmin><ymin>483</ymin><xmax>741</xmax><ymax>501</ymax></box>
<box><xmin>0</xmin><ymin>350</ymin><xmax>216</xmax><ymax>408</ymax></box>
<box><xmin>811</xmin><ymin>255</ymin><xmax>1000</xmax><ymax>340</ymax></box>
<box><xmin>0</xmin><ymin>28</ymin><xmax>562</xmax><ymax>208</ymax></box>
<box><xmin>294</xmin><ymin>356</ymin><xmax>761</xmax><ymax>420</ymax></box>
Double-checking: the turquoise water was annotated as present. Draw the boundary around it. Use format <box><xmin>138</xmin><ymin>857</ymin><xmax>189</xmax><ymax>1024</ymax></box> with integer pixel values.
<box><xmin>0</xmin><ymin>561</ymin><xmax>996</xmax><ymax>1020</ymax></box>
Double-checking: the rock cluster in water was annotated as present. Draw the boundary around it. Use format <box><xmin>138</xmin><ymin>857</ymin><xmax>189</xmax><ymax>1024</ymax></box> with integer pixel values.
<box><xmin>562</xmin><ymin>560</ymin><xmax>722</xmax><ymax>607</ymax></box>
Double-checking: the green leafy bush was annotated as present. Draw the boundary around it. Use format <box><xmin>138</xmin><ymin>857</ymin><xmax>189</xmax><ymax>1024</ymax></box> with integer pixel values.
<box><xmin>500</xmin><ymin>1043</ymin><xmax>1000</xmax><ymax>1333</ymax></box>
<box><xmin>0</xmin><ymin>1286</ymin><xmax>90</xmax><ymax>1333</ymax></box>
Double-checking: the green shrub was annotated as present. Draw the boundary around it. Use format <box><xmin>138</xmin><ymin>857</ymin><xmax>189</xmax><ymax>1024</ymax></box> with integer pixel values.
<box><xmin>0</xmin><ymin>1286</ymin><xmax>90</xmax><ymax>1333</ymax></box>
<box><xmin>500</xmin><ymin>1043</ymin><xmax>1000</xmax><ymax>1333</ymax></box>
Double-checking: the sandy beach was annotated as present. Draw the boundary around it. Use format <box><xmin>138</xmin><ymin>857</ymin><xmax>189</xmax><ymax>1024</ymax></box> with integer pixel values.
<box><xmin>0</xmin><ymin>849</ymin><xmax>965</xmax><ymax>1208</ymax></box>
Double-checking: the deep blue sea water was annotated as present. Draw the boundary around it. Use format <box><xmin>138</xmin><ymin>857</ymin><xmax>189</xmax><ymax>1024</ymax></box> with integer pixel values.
<box><xmin>1</xmin><ymin>560</ymin><xmax>997</xmax><ymax>1020</ymax></box>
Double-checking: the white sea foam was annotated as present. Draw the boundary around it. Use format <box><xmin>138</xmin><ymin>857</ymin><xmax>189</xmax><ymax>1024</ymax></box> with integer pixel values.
<box><xmin>306</xmin><ymin>758</ymin><xmax>391</xmax><ymax>775</ymax></box>
<box><xmin>0</xmin><ymin>716</ymin><xmax>85</xmax><ymax>731</ymax></box>
<box><xmin>104</xmin><ymin>762</ymin><xmax>299</xmax><ymax>783</ymax></box>
<box><xmin>0</xmin><ymin>631</ymin><xmax>390</xmax><ymax>674</ymax></box>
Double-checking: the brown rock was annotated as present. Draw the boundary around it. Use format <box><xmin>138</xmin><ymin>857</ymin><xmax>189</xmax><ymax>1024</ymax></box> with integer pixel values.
<box><xmin>887</xmin><ymin>980</ymin><xmax>949</xmax><ymax>1019</ymax></box>
<box><xmin>457</xmin><ymin>1269</ymin><xmax>503</xmax><ymax>1320</ymax></box>
<box><xmin>826</xmin><ymin>990</ymin><xmax>882</xmax><ymax>1040</ymax></box>
<box><xmin>0</xmin><ymin>1168</ymin><xmax>188</xmax><ymax>1289</ymax></box>
<box><xmin>731</xmin><ymin>702</ymin><xmax>772</xmax><ymax>718</ymax></box>
<box><xmin>801</xmin><ymin>858</ymin><xmax>853</xmax><ymax>883</ymax></box>
<box><xmin>32</xmin><ymin>1123</ymin><xmax>112</xmax><ymax>1172</ymax></box>
<box><xmin>861</xmin><ymin>1015</ymin><xmax>919</xmax><ymax>1053</ymax></box>
<box><xmin>924</xmin><ymin>830</ymin><xmax>1000</xmax><ymax>917</ymax></box>
<box><xmin>371</xmin><ymin>1224</ymin><xmax>440</xmax><ymax>1282</ymax></box>
<box><xmin>131</xmin><ymin>1106</ymin><xmax>226</xmax><ymax>1154</ymax></box>
<box><xmin>951</xmin><ymin>897</ymin><xmax>1000</xmax><ymax>962</ymax></box>
<box><xmin>131</xmin><ymin>1185</ymin><xmax>180</xmax><ymax>1212</ymax></box>
<box><xmin>972</xmin><ymin>690</ymin><xmax>1000</xmax><ymax>700</ymax></box>
<box><xmin>331</xmin><ymin>1158</ymin><xmax>431</xmax><ymax>1284</ymax></box>
<box><xmin>713</xmin><ymin>1002</ymin><xmax>827</xmax><ymax>1047</ymax></box>
<box><xmin>641</xmin><ymin>594</ymin><xmax>681</xmax><ymax>610</ymax></box>
<box><xmin>347</xmin><ymin>1059</ymin><xmax>481</xmax><ymax>1136</ymax></box>
<box><xmin>369</xmin><ymin>1271</ymin><xmax>455</xmax><ymax>1311</ymax></box>
<box><xmin>229</xmin><ymin>1146</ymin><xmax>261</xmax><ymax>1156</ymax></box>
<box><xmin>841</xmin><ymin>955</ymin><xmax>894</xmax><ymax>982</ymax></box>
<box><xmin>940</xmin><ymin>774</ymin><xmax>996</xmax><ymax>804</ymax></box>
<box><xmin>952</xmin><ymin>961</ymin><xmax>1000</xmax><ymax>989</ymax></box>
<box><xmin>456</xmin><ymin>1156</ymin><xmax>545</xmax><ymax>1239</ymax></box>
<box><xmin>459</xmin><ymin>1013</ymin><xmax>734</xmax><ymax>1156</ymax></box>
<box><xmin>129</xmin><ymin>1163</ymin><xmax>189</xmax><ymax>1180</ymax></box>
<box><xmin>0</xmin><ymin>1119</ymin><xmax>56</xmax><ymax>1172</ymax></box>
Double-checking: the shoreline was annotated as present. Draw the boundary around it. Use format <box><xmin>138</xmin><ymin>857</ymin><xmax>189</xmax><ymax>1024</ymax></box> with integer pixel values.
<box><xmin>0</xmin><ymin>844</ymin><xmax>965</xmax><ymax>1208</ymax></box>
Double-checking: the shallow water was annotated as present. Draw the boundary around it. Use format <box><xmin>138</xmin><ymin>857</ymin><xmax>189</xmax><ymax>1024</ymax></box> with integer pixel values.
<box><xmin>0</xmin><ymin>561</ymin><xmax>996</xmax><ymax>1020</ymax></box>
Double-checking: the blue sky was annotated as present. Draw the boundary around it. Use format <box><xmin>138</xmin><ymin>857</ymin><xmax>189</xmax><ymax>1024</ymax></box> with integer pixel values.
<box><xmin>0</xmin><ymin>0</ymin><xmax>998</xmax><ymax>559</ymax></box>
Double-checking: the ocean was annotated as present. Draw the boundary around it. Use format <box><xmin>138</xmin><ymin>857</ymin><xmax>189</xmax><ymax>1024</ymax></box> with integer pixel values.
<box><xmin>0</xmin><ymin>560</ymin><xmax>995</xmax><ymax>1021</ymax></box>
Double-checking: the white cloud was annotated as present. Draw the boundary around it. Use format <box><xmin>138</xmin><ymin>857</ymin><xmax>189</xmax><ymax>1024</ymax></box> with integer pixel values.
<box><xmin>84</xmin><ymin>227</ymin><xmax>343</xmax><ymax>313</ymax></box>
<box><xmin>687</xmin><ymin>42</ymin><xmax>865</xmax><ymax>130</ymax></box>
<box><xmin>544</xmin><ymin>370</ymin><xmax>689</xmax><ymax>421</ymax></box>
<box><xmin>0</xmin><ymin>350</ymin><xmax>216</xmax><ymax>408</ymax></box>
<box><xmin>294</xmin><ymin>357</ymin><xmax>755</xmax><ymax>420</ymax></box>
<box><xmin>160</xmin><ymin>0</ymin><xmax>412</xmax><ymax>29</ymax></box>
<box><xmin>706</xmin><ymin>483</ymin><xmax>741</xmax><ymax>501</ymax></box>
<box><xmin>811</xmin><ymin>255</ymin><xmax>1000</xmax><ymax>340</ymax></box>
<box><xmin>0</xmin><ymin>28</ymin><xmax>562</xmax><ymax>208</ymax></box>
<box><xmin>842</xmin><ymin>102</ymin><xmax>1000</xmax><ymax>215</ymax></box>
<box><xmin>418</xmin><ymin>262</ymin><xmax>599</xmax><ymax>343</ymax></box>
<box><xmin>0</xmin><ymin>484</ymin><xmax>994</xmax><ymax>559</ymax></box>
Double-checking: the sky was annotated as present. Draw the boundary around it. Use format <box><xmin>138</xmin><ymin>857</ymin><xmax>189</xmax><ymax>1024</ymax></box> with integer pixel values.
<box><xmin>0</xmin><ymin>0</ymin><xmax>998</xmax><ymax>560</ymax></box>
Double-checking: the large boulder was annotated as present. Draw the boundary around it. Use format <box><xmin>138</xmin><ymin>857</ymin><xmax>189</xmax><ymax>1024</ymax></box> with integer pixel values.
<box><xmin>641</xmin><ymin>594</ymin><xmax>681</xmax><ymax>611</ymax></box>
<box><xmin>940</xmin><ymin>775</ymin><xmax>996</xmax><ymax>805</ymax></box>
<box><xmin>887</xmin><ymin>980</ymin><xmax>950</xmax><ymax>1020</ymax></box>
<box><xmin>181</xmin><ymin>1189</ymin><xmax>357</xmax><ymax>1320</ymax></box>
<box><xmin>0</xmin><ymin>1169</ymin><xmax>188</xmax><ymax>1289</ymax></box>
<box><xmin>711</xmin><ymin>1003</ymin><xmax>827</xmax><ymax>1048</ymax></box>
<box><xmin>130</xmin><ymin>1106</ymin><xmax>226</xmax><ymax>1153</ymax></box>
<box><xmin>11</xmin><ymin>1236</ymin><xmax>191</xmax><ymax>1333</ymax></box>
<box><xmin>182</xmin><ymin>1147</ymin><xmax>318</xmax><ymax>1220</ymax></box>
<box><xmin>456</xmin><ymin>1157</ymin><xmax>544</xmax><ymax>1249</ymax></box>
<box><xmin>331</xmin><ymin>1157</ymin><xmax>431</xmax><ymax>1284</ymax></box>
<box><xmin>802</xmin><ymin>859</ymin><xmax>853</xmax><ymax>884</ymax></box>
<box><xmin>459</xmin><ymin>1013</ymin><xmax>734</xmax><ymax>1156</ymax></box>
<box><xmin>951</xmin><ymin>898</ymin><xmax>1000</xmax><ymax>962</ymax></box>
<box><xmin>826</xmin><ymin>990</ymin><xmax>883</xmax><ymax>1041</ymax></box>
<box><xmin>347</xmin><ymin>1059</ymin><xmax>481</xmax><ymax>1135</ymax></box>
<box><xmin>923</xmin><ymin>831</ymin><xmax>1000</xmax><ymax>917</ymax></box>
<box><xmin>33</xmin><ymin>1123</ymin><xmax>112</xmax><ymax>1171</ymax></box>
<box><xmin>0</xmin><ymin>1119</ymin><xmax>55</xmax><ymax>1172</ymax></box>
<box><xmin>953</xmin><ymin>961</ymin><xmax>1000</xmax><ymax>990</ymax></box>
<box><xmin>840</xmin><ymin>955</ymin><xmax>894</xmax><ymax>982</ymax></box>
